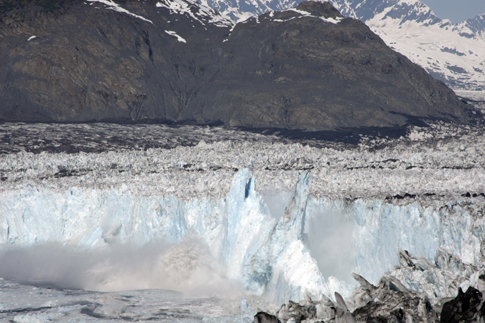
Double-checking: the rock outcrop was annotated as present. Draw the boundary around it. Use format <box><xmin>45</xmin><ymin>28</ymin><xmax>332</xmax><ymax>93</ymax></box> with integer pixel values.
<box><xmin>0</xmin><ymin>0</ymin><xmax>473</xmax><ymax>130</ymax></box>
<box><xmin>440</xmin><ymin>287</ymin><xmax>485</xmax><ymax>323</ymax></box>
<box><xmin>254</xmin><ymin>311</ymin><xmax>282</xmax><ymax>323</ymax></box>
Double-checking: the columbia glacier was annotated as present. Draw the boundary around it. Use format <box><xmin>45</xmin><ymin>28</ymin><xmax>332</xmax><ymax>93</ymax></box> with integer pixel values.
<box><xmin>1</xmin><ymin>122</ymin><xmax>485</xmax><ymax>316</ymax></box>
<box><xmin>2</xmin><ymin>168</ymin><xmax>484</xmax><ymax>303</ymax></box>
<box><xmin>1</xmin><ymin>169</ymin><xmax>328</xmax><ymax>303</ymax></box>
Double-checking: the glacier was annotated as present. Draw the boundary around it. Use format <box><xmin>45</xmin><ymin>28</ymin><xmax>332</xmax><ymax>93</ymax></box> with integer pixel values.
<box><xmin>1</xmin><ymin>121</ymin><xmax>485</xmax><ymax>313</ymax></box>
<box><xmin>1</xmin><ymin>167</ymin><xmax>484</xmax><ymax>304</ymax></box>
<box><xmin>0</xmin><ymin>169</ymin><xmax>326</xmax><ymax>303</ymax></box>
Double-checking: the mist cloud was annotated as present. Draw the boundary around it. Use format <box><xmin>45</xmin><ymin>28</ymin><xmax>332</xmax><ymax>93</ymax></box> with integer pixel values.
<box><xmin>305</xmin><ymin>206</ymin><xmax>356</xmax><ymax>283</ymax></box>
<box><xmin>0</xmin><ymin>236</ymin><xmax>246</xmax><ymax>298</ymax></box>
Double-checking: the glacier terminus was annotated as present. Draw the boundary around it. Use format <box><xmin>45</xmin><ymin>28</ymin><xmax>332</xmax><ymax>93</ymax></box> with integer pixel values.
<box><xmin>1</xmin><ymin>120</ymin><xmax>485</xmax><ymax>322</ymax></box>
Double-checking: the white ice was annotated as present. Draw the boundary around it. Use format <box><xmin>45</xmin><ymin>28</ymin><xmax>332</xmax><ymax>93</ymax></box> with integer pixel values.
<box><xmin>1</xmin><ymin>168</ymin><xmax>484</xmax><ymax>304</ymax></box>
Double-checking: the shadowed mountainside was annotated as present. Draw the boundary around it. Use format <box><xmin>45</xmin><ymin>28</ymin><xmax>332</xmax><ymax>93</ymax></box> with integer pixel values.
<box><xmin>0</xmin><ymin>0</ymin><xmax>474</xmax><ymax>131</ymax></box>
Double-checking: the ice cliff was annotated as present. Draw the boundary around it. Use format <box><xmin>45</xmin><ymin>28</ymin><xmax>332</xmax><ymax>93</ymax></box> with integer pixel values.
<box><xmin>1</xmin><ymin>167</ymin><xmax>484</xmax><ymax>304</ymax></box>
<box><xmin>0</xmin><ymin>169</ymin><xmax>326</xmax><ymax>303</ymax></box>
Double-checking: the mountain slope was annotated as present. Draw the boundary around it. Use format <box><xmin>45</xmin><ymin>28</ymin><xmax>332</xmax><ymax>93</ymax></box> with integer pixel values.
<box><xmin>0</xmin><ymin>0</ymin><xmax>472</xmax><ymax>130</ymax></box>
<box><xmin>335</xmin><ymin>0</ymin><xmax>485</xmax><ymax>91</ymax></box>
<box><xmin>200</xmin><ymin>0</ymin><xmax>485</xmax><ymax>91</ymax></box>
<box><xmin>456</xmin><ymin>13</ymin><xmax>485</xmax><ymax>41</ymax></box>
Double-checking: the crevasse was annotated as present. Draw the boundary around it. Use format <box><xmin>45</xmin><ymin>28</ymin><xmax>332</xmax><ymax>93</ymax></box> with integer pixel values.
<box><xmin>0</xmin><ymin>170</ymin><xmax>483</xmax><ymax>303</ymax></box>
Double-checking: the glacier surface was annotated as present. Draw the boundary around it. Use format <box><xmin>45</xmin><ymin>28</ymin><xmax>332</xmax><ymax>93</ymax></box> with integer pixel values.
<box><xmin>0</xmin><ymin>169</ymin><xmax>327</xmax><ymax>303</ymax></box>
<box><xmin>1</xmin><ymin>122</ymin><xmax>485</xmax><ymax>307</ymax></box>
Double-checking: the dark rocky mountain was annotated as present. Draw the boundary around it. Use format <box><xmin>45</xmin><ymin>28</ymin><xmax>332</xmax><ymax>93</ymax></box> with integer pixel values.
<box><xmin>202</xmin><ymin>0</ymin><xmax>485</xmax><ymax>91</ymax></box>
<box><xmin>0</xmin><ymin>0</ymin><xmax>473</xmax><ymax>131</ymax></box>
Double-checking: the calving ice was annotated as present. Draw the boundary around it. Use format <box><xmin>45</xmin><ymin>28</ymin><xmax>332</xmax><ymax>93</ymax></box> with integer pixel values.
<box><xmin>1</xmin><ymin>167</ymin><xmax>484</xmax><ymax>304</ymax></box>
<box><xmin>0</xmin><ymin>170</ymin><xmax>325</xmax><ymax>302</ymax></box>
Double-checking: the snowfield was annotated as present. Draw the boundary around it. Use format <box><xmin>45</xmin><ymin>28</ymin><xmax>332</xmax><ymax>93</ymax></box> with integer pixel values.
<box><xmin>330</xmin><ymin>0</ymin><xmax>485</xmax><ymax>91</ymax></box>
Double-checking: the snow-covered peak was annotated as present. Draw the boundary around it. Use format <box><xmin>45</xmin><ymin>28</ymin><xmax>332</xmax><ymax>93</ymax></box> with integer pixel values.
<box><xmin>329</xmin><ymin>0</ymin><xmax>445</xmax><ymax>26</ymax></box>
<box><xmin>156</xmin><ymin>0</ymin><xmax>234</xmax><ymax>27</ymax></box>
<box><xmin>383</xmin><ymin>1</ymin><xmax>444</xmax><ymax>26</ymax></box>
<box><xmin>86</xmin><ymin>0</ymin><xmax>233</xmax><ymax>27</ymax></box>
<box><xmin>455</xmin><ymin>14</ymin><xmax>485</xmax><ymax>40</ymax></box>
<box><xmin>258</xmin><ymin>6</ymin><xmax>343</xmax><ymax>24</ymax></box>
<box><xmin>198</xmin><ymin>0</ymin><xmax>299</xmax><ymax>22</ymax></box>
<box><xmin>328</xmin><ymin>0</ymin><xmax>485</xmax><ymax>90</ymax></box>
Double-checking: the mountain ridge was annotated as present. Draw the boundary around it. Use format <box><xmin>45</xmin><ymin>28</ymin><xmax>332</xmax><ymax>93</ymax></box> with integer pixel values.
<box><xmin>199</xmin><ymin>0</ymin><xmax>485</xmax><ymax>91</ymax></box>
<box><xmin>0</xmin><ymin>0</ymin><xmax>474</xmax><ymax>130</ymax></box>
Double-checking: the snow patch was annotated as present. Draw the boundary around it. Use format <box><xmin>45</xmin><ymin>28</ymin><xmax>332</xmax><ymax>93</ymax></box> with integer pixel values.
<box><xmin>455</xmin><ymin>90</ymin><xmax>485</xmax><ymax>101</ymax></box>
<box><xmin>86</xmin><ymin>0</ymin><xmax>153</xmax><ymax>24</ymax></box>
<box><xmin>330</xmin><ymin>0</ymin><xmax>485</xmax><ymax>90</ymax></box>
<box><xmin>269</xmin><ymin>9</ymin><xmax>343</xmax><ymax>24</ymax></box>
<box><xmin>156</xmin><ymin>0</ymin><xmax>233</xmax><ymax>27</ymax></box>
<box><xmin>235</xmin><ymin>12</ymin><xmax>254</xmax><ymax>23</ymax></box>
<box><xmin>165</xmin><ymin>30</ymin><xmax>187</xmax><ymax>43</ymax></box>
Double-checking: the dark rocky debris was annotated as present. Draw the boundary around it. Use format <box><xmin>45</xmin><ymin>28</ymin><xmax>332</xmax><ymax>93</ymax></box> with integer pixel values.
<box><xmin>254</xmin><ymin>311</ymin><xmax>282</xmax><ymax>323</ymax></box>
<box><xmin>255</xmin><ymin>251</ymin><xmax>485</xmax><ymax>323</ymax></box>
<box><xmin>258</xmin><ymin>291</ymin><xmax>356</xmax><ymax>323</ymax></box>
<box><xmin>440</xmin><ymin>287</ymin><xmax>485</xmax><ymax>323</ymax></box>
<box><xmin>0</xmin><ymin>0</ymin><xmax>474</xmax><ymax>131</ymax></box>
<box><xmin>350</xmin><ymin>273</ymin><xmax>438</xmax><ymax>323</ymax></box>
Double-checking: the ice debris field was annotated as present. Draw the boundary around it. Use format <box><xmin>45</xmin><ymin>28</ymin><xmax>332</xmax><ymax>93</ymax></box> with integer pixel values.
<box><xmin>1</xmin><ymin>120</ymin><xmax>485</xmax><ymax>321</ymax></box>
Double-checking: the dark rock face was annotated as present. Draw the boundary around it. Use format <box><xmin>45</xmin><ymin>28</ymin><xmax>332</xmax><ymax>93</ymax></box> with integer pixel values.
<box><xmin>440</xmin><ymin>287</ymin><xmax>485</xmax><ymax>323</ymax></box>
<box><xmin>0</xmin><ymin>0</ymin><xmax>472</xmax><ymax>130</ymax></box>
<box><xmin>254</xmin><ymin>311</ymin><xmax>281</xmax><ymax>323</ymax></box>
